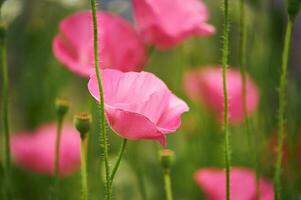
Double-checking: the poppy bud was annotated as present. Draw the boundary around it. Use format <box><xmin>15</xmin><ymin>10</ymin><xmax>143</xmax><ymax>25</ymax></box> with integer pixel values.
<box><xmin>55</xmin><ymin>98</ymin><xmax>70</xmax><ymax>117</ymax></box>
<box><xmin>74</xmin><ymin>112</ymin><xmax>92</xmax><ymax>139</ymax></box>
<box><xmin>159</xmin><ymin>149</ymin><xmax>175</xmax><ymax>171</ymax></box>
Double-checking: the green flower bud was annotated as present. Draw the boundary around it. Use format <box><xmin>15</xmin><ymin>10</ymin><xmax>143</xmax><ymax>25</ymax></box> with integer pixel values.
<box><xmin>55</xmin><ymin>98</ymin><xmax>70</xmax><ymax>117</ymax></box>
<box><xmin>159</xmin><ymin>149</ymin><xmax>175</xmax><ymax>171</ymax></box>
<box><xmin>74</xmin><ymin>112</ymin><xmax>92</xmax><ymax>139</ymax></box>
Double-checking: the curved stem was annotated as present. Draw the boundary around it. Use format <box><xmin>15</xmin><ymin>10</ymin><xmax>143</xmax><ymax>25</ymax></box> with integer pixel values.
<box><xmin>0</xmin><ymin>24</ymin><xmax>11</xmax><ymax>200</ymax></box>
<box><xmin>80</xmin><ymin>137</ymin><xmax>88</xmax><ymax>200</ymax></box>
<box><xmin>89</xmin><ymin>1</ymin><xmax>111</xmax><ymax>199</ymax></box>
<box><xmin>163</xmin><ymin>170</ymin><xmax>173</xmax><ymax>200</ymax></box>
<box><xmin>274</xmin><ymin>17</ymin><xmax>294</xmax><ymax>200</ymax></box>
<box><xmin>110</xmin><ymin>139</ymin><xmax>127</xmax><ymax>183</ymax></box>
<box><xmin>222</xmin><ymin>0</ymin><xmax>231</xmax><ymax>199</ymax></box>
<box><xmin>238</xmin><ymin>0</ymin><xmax>260</xmax><ymax>198</ymax></box>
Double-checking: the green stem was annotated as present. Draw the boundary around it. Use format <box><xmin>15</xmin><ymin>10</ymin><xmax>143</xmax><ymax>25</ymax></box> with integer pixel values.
<box><xmin>163</xmin><ymin>170</ymin><xmax>173</xmax><ymax>200</ymax></box>
<box><xmin>110</xmin><ymin>139</ymin><xmax>127</xmax><ymax>183</ymax></box>
<box><xmin>89</xmin><ymin>1</ymin><xmax>111</xmax><ymax>199</ymax></box>
<box><xmin>238</xmin><ymin>0</ymin><xmax>260</xmax><ymax>198</ymax></box>
<box><xmin>80</xmin><ymin>137</ymin><xmax>88</xmax><ymax>200</ymax></box>
<box><xmin>274</xmin><ymin>17</ymin><xmax>295</xmax><ymax>200</ymax></box>
<box><xmin>0</xmin><ymin>23</ymin><xmax>11</xmax><ymax>200</ymax></box>
<box><xmin>222</xmin><ymin>0</ymin><xmax>231</xmax><ymax>199</ymax></box>
<box><xmin>49</xmin><ymin>115</ymin><xmax>64</xmax><ymax>200</ymax></box>
<box><xmin>54</xmin><ymin>116</ymin><xmax>64</xmax><ymax>178</ymax></box>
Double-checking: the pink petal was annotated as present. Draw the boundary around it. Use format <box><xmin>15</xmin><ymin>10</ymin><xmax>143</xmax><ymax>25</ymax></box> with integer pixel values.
<box><xmin>184</xmin><ymin>67</ymin><xmax>260</xmax><ymax>124</ymax></box>
<box><xmin>10</xmin><ymin>123</ymin><xmax>80</xmax><ymax>177</ymax></box>
<box><xmin>132</xmin><ymin>0</ymin><xmax>215</xmax><ymax>49</ymax></box>
<box><xmin>88</xmin><ymin>69</ymin><xmax>168</xmax><ymax>105</ymax></box>
<box><xmin>194</xmin><ymin>168</ymin><xmax>274</xmax><ymax>200</ymax></box>
<box><xmin>88</xmin><ymin>69</ymin><xmax>189</xmax><ymax>145</ymax></box>
<box><xmin>157</xmin><ymin>94</ymin><xmax>189</xmax><ymax>132</ymax></box>
<box><xmin>105</xmin><ymin>105</ymin><xmax>166</xmax><ymax>145</ymax></box>
<box><xmin>53</xmin><ymin>11</ymin><xmax>146</xmax><ymax>77</ymax></box>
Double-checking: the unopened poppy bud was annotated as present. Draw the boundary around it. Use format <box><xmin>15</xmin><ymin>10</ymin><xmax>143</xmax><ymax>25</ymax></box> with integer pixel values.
<box><xmin>55</xmin><ymin>98</ymin><xmax>70</xmax><ymax>117</ymax></box>
<box><xmin>288</xmin><ymin>0</ymin><xmax>300</xmax><ymax>19</ymax></box>
<box><xmin>159</xmin><ymin>149</ymin><xmax>175</xmax><ymax>171</ymax></box>
<box><xmin>74</xmin><ymin>112</ymin><xmax>92</xmax><ymax>139</ymax></box>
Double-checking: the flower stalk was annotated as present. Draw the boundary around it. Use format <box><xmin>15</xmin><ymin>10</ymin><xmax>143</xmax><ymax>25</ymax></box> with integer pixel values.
<box><xmin>274</xmin><ymin>1</ymin><xmax>299</xmax><ymax>197</ymax></box>
<box><xmin>159</xmin><ymin>149</ymin><xmax>175</xmax><ymax>200</ymax></box>
<box><xmin>51</xmin><ymin>98</ymin><xmax>70</xmax><ymax>199</ymax></box>
<box><xmin>74</xmin><ymin>112</ymin><xmax>92</xmax><ymax>200</ymax></box>
<box><xmin>221</xmin><ymin>0</ymin><xmax>231</xmax><ymax>199</ymax></box>
<box><xmin>54</xmin><ymin>98</ymin><xmax>70</xmax><ymax>178</ymax></box>
<box><xmin>80</xmin><ymin>137</ymin><xmax>88</xmax><ymax>200</ymax></box>
<box><xmin>110</xmin><ymin>139</ymin><xmax>128</xmax><ymax>184</ymax></box>
<box><xmin>89</xmin><ymin>1</ymin><xmax>111</xmax><ymax>199</ymax></box>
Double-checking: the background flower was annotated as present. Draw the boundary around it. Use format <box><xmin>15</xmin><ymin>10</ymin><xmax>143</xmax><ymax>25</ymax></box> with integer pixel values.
<box><xmin>194</xmin><ymin>168</ymin><xmax>274</xmax><ymax>200</ymax></box>
<box><xmin>88</xmin><ymin>69</ymin><xmax>189</xmax><ymax>145</ymax></box>
<box><xmin>53</xmin><ymin>11</ymin><xmax>146</xmax><ymax>77</ymax></box>
<box><xmin>184</xmin><ymin>67</ymin><xmax>260</xmax><ymax>124</ymax></box>
<box><xmin>11</xmin><ymin>123</ymin><xmax>80</xmax><ymax>177</ymax></box>
<box><xmin>132</xmin><ymin>0</ymin><xmax>215</xmax><ymax>49</ymax></box>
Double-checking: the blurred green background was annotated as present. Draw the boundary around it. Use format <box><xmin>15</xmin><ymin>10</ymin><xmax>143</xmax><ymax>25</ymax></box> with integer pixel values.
<box><xmin>1</xmin><ymin>0</ymin><xmax>301</xmax><ymax>199</ymax></box>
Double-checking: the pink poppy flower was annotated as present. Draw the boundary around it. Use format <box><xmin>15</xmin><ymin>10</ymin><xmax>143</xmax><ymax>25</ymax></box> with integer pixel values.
<box><xmin>194</xmin><ymin>168</ymin><xmax>274</xmax><ymax>200</ymax></box>
<box><xmin>184</xmin><ymin>67</ymin><xmax>260</xmax><ymax>124</ymax></box>
<box><xmin>10</xmin><ymin>123</ymin><xmax>80</xmax><ymax>177</ymax></box>
<box><xmin>132</xmin><ymin>0</ymin><xmax>215</xmax><ymax>49</ymax></box>
<box><xmin>88</xmin><ymin>69</ymin><xmax>189</xmax><ymax>145</ymax></box>
<box><xmin>53</xmin><ymin>11</ymin><xmax>146</xmax><ymax>77</ymax></box>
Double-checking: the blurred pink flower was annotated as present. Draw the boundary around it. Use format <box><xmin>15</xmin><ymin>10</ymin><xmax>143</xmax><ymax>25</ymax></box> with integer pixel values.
<box><xmin>184</xmin><ymin>67</ymin><xmax>260</xmax><ymax>124</ymax></box>
<box><xmin>88</xmin><ymin>69</ymin><xmax>189</xmax><ymax>145</ymax></box>
<box><xmin>11</xmin><ymin>123</ymin><xmax>80</xmax><ymax>177</ymax></box>
<box><xmin>194</xmin><ymin>168</ymin><xmax>274</xmax><ymax>200</ymax></box>
<box><xmin>53</xmin><ymin>11</ymin><xmax>146</xmax><ymax>77</ymax></box>
<box><xmin>132</xmin><ymin>0</ymin><xmax>215</xmax><ymax>49</ymax></box>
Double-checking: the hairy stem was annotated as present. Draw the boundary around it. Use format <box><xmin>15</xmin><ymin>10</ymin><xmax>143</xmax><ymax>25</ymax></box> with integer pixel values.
<box><xmin>274</xmin><ymin>17</ymin><xmax>295</xmax><ymax>200</ymax></box>
<box><xmin>222</xmin><ymin>0</ymin><xmax>231</xmax><ymax>199</ymax></box>
<box><xmin>89</xmin><ymin>1</ymin><xmax>111</xmax><ymax>199</ymax></box>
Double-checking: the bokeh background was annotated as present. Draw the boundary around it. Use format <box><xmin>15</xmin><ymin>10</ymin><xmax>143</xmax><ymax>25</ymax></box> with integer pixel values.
<box><xmin>1</xmin><ymin>0</ymin><xmax>301</xmax><ymax>199</ymax></box>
